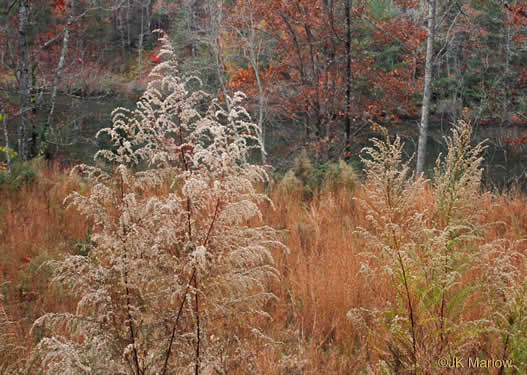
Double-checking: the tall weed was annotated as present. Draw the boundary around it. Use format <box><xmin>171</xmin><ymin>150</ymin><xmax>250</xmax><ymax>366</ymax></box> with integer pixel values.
<box><xmin>29</xmin><ymin>31</ymin><xmax>285</xmax><ymax>375</ymax></box>
<box><xmin>349</xmin><ymin>121</ymin><xmax>526</xmax><ymax>373</ymax></box>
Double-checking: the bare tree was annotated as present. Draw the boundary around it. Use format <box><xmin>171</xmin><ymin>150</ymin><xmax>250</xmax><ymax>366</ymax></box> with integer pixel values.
<box><xmin>202</xmin><ymin>0</ymin><xmax>231</xmax><ymax>111</ymax></box>
<box><xmin>228</xmin><ymin>0</ymin><xmax>268</xmax><ymax>163</ymax></box>
<box><xmin>137</xmin><ymin>0</ymin><xmax>151</xmax><ymax>80</ymax></box>
<box><xmin>45</xmin><ymin>0</ymin><xmax>75</xmax><ymax>141</ymax></box>
<box><xmin>17</xmin><ymin>0</ymin><xmax>31</xmax><ymax>160</ymax></box>
<box><xmin>345</xmin><ymin>0</ymin><xmax>352</xmax><ymax>156</ymax></box>
<box><xmin>416</xmin><ymin>0</ymin><xmax>437</xmax><ymax>175</ymax></box>
<box><xmin>0</xmin><ymin>98</ymin><xmax>11</xmax><ymax>175</ymax></box>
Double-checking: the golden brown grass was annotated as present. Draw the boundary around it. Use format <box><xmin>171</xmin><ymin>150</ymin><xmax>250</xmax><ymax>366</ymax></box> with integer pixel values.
<box><xmin>0</xmin><ymin>163</ymin><xmax>90</xmax><ymax>356</ymax></box>
<box><xmin>259</xmin><ymin>182</ymin><xmax>527</xmax><ymax>373</ymax></box>
<box><xmin>1</xmin><ymin>164</ymin><xmax>526</xmax><ymax>373</ymax></box>
<box><xmin>257</xmin><ymin>186</ymin><xmax>390</xmax><ymax>373</ymax></box>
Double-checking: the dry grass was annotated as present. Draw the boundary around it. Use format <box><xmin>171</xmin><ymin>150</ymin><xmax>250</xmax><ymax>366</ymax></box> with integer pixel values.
<box><xmin>259</xmin><ymin>180</ymin><xmax>527</xmax><ymax>373</ymax></box>
<box><xmin>257</xmin><ymin>186</ymin><xmax>396</xmax><ymax>373</ymax></box>
<box><xmin>0</xmin><ymin>163</ymin><xmax>90</xmax><ymax>357</ymax></box>
<box><xmin>1</xmin><ymin>163</ymin><xmax>526</xmax><ymax>373</ymax></box>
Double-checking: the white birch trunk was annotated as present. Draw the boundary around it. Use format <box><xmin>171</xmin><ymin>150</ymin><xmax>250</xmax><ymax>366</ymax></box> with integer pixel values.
<box><xmin>416</xmin><ymin>0</ymin><xmax>436</xmax><ymax>175</ymax></box>
<box><xmin>46</xmin><ymin>0</ymin><xmax>74</xmax><ymax>135</ymax></box>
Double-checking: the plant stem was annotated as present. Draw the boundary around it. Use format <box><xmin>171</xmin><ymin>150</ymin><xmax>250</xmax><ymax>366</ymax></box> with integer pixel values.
<box><xmin>120</xmin><ymin>175</ymin><xmax>142</xmax><ymax>375</ymax></box>
<box><xmin>497</xmin><ymin>333</ymin><xmax>509</xmax><ymax>375</ymax></box>
<box><xmin>161</xmin><ymin>268</ymin><xmax>197</xmax><ymax>375</ymax></box>
<box><xmin>204</xmin><ymin>198</ymin><xmax>222</xmax><ymax>247</ymax></box>
<box><xmin>396</xmin><ymin>249</ymin><xmax>418</xmax><ymax>372</ymax></box>
<box><xmin>194</xmin><ymin>272</ymin><xmax>200</xmax><ymax>375</ymax></box>
<box><xmin>126</xmin><ymin>284</ymin><xmax>142</xmax><ymax>375</ymax></box>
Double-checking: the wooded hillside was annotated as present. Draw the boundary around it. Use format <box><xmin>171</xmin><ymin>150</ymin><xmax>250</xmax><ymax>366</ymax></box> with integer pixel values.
<box><xmin>1</xmin><ymin>0</ymin><xmax>527</xmax><ymax>183</ymax></box>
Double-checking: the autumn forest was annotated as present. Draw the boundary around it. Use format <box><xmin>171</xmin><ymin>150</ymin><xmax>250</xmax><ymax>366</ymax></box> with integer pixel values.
<box><xmin>1</xmin><ymin>0</ymin><xmax>527</xmax><ymax>373</ymax></box>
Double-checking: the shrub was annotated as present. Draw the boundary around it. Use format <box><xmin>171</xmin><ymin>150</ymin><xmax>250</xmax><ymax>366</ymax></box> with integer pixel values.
<box><xmin>278</xmin><ymin>152</ymin><xmax>357</xmax><ymax>200</ymax></box>
<box><xmin>30</xmin><ymin>31</ymin><xmax>285</xmax><ymax>374</ymax></box>
<box><xmin>15</xmin><ymin>169</ymin><xmax>38</xmax><ymax>187</ymax></box>
<box><xmin>0</xmin><ymin>158</ymin><xmax>40</xmax><ymax>189</ymax></box>
<box><xmin>0</xmin><ymin>146</ymin><xmax>18</xmax><ymax>162</ymax></box>
<box><xmin>290</xmin><ymin>150</ymin><xmax>317</xmax><ymax>200</ymax></box>
<box><xmin>0</xmin><ymin>171</ymin><xmax>8</xmax><ymax>185</ymax></box>
<box><xmin>348</xmin><ymin>121</ymin><xmax>525</xmax><ymax>373</ymax></box>
<box><xmin>277</xmin><ymin>170</ymin><xmax>303</xmax><ymax>197</ymax></box>
<box><xmin>292</xmin><ymin>150</ymin><xmax>314</xmax><ymax>185</ymax></box>
<box><xmin>323</xmin><ymin>159</ymin><xmax>356</xmax><ymax>194</ymax></box>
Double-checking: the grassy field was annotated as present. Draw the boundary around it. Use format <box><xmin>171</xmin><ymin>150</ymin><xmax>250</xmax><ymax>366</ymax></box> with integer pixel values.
<box><xmin>1</xmin><ymin>131</ymin><xmax>526</xmax><ymax>374</ymax></box>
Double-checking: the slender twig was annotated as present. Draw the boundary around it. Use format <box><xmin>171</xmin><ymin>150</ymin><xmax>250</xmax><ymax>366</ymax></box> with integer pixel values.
<box><xmin>392</xmin><ymin>227</ymin><xmax>418</xmax><ymax>373</ymax></box>
<box><xmin>389</xmin><ymin>222</ymin><xmax>418</xmax><ymax>372</ymax></box>
<box><xmin>397</xmin><ymin>250</ymin><xmax>417</xmax><ymax>373</ymax></box>
<box><xmin>439</xmin><ymin>240</ymin><xmax>450</xmax><ymax>354</ymax></box>
<box><xmin>203</xmin><ymin>197</ymin><xmax>222</xmax><ymax>247</ymax></box>
<box><xmin>161</xmin><ymin>268</ymin><xmax>197</xmax><ymax>375</ymax></box>
<box><xmin>120</xmin><ymin>176</ymin><xmax>142</xmax><ymax>375</ymax></box>
<box><xmin>194</xmin><ymin>273</ymin><xmax>200</xmax><ymax>375</ymax></box>
<box><xmin>125</xmin><ymin>284</ymin><xmax>142</xmax><ymax>375</ymax></box>
<box><xmin>498</xmin><ymin>332</ymin><xmax>510</xmax><ymax>375</ymax></box>
<box><xmin>162</xmin><ymin>117</ymin><xmax>197</xmax><ymax>373</ymax></box>
<box><xmin>177</xmin><ymin>113</ymin><xmax>194</xmax><ymax>241</ymax></box>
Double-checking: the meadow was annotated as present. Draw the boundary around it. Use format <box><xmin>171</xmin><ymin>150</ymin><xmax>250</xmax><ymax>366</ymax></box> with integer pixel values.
<box><xmin>1</xmin><ymin>125</ymin><xmax>526</xmax><ymax>373</ymax></box>
<box><xmin>0</xmin><ymin>35</ymin><xmax>526</xmax><ymax>374</ymax></box>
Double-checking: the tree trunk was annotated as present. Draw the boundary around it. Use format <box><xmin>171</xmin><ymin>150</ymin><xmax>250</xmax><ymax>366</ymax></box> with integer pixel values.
<box><xmin>138</xmin><ymin>0</ymin><xmax>144</xmax><ymax>80</ymax></box>
<box><xmin>188</xmin><ymin>0</ymin><xmax>197</xmax><ymax>57</ymax></box>
<box><xmin>126</xmin><ymin>0</ymin><xmax>131</xmax><ymax>48</ymax></box>
<box><xmin>45</xmin><ymin>0</ymin><xmax>74</xmax><ymax>142</ymax></box>
<box><xmin>304</xmin><ymin>23</ymin><xmax>322</xmax><ymax>162</ymax></box>
<box><xmin>208</xmin><ymin>0</ymin><xmax>231</xmax><ymax>112</ymax></box>
<box><xmin>1</xmin><ymin>99</ymin><xmax>11</xmax><ymax>175</ymax></box>
<box><xmin>17</xmin><ymin>0</ymin><xmax>31</xmax><ymax>160</ymax></box>
<box><xmin>119</xmin><ymin>6</ymin><xmax>127</xmax><ymax>70</ymax></box>
<box><xmin>503</xmin><ymin>23</ymin><xmax>511</xmax><ymax>125</ymax></box>
<box><xmin>214</xmin><ymin>42</ymin><xmax>230</xmax><ymax>111</ymax></box>
<box><xmin>247</xmin><ymin>0</ymin><xmax>266</xmax><ymax>164</ymax></box>
<box><xmin>416</xmin><ymin>0</ymin><xmax>436</xmax><ymax>175</ymax></box>
<box><xmin>345</xmin><ymin>0</ymin><xmax>352</xmax><ymax>157</ymax></box>
<box><xmin>255</xmin><ymin>76</ymin><xmax>266</xmax><ymax>164</ymax></box>
<box><xmin>145</xmin><ymin>0</ymin><xmax>152</xmax><ymax>48</ymax></box>
<box><xmin>280</xmin><ymin>14</ymin><xmax>309</xmax><ymax>147</ymax></box>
